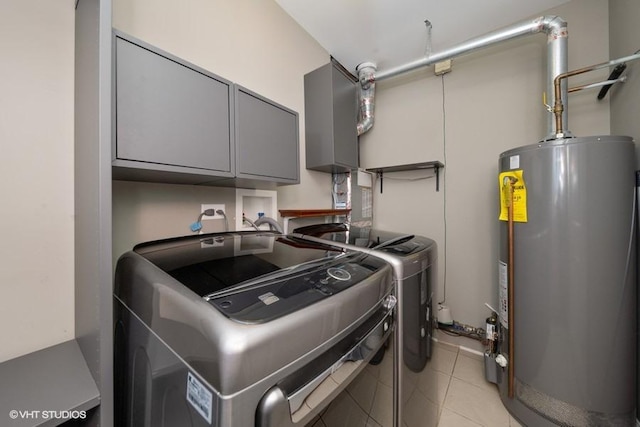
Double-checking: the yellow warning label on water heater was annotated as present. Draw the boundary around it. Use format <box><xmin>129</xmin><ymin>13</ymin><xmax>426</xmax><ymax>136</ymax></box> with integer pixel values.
<box><xmin>498</xmin><ymin>170</ymin><xmax>528</xmax><ymax>222</ymax></box>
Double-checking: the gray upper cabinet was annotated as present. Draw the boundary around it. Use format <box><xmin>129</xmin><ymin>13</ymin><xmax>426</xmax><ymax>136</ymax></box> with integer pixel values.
<box><xmin>235</xmin><ymin>86</ymin><xmax>299</xmax><ymax>184</ymax></box>
<box><xmin>113</xmin><ymin>31</ymin><xmax>234</xmax><ymax>184</ymax></box>
<box><xmin>304</xmin><ymin>60</ymin><xmax>358</xmax><ymax>173</ymax></box>
<box><xmin>112</xmin><ymin>31</ymin><xmax>300</xmax><ymax>187</ymax></box>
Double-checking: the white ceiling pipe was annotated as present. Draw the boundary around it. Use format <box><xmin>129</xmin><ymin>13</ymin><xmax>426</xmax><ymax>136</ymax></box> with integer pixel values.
<box><xmin>358</xmin><ymin>16</ymin><xmax>568</xmax><ymax>139</ymax></box>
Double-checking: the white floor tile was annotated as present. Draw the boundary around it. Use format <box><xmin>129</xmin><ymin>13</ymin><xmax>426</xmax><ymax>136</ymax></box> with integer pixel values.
<box><xmin>365</xmin><ymin>360</ymin><xmax>381</xmax><ymax>379</ymax></box>
<box><xmin>322</xmin><ymin>391</ymin><xmax>369</xmax><ymax>427</ymax></box>
<box><xmin>443</xmin><ymin>377</ymin><xmax>510</xmax><ymax>427</ymax></box>
<box><xmin>458</xmin><ymin>347</ymin><xmax>484</xmax><ymax>361</ymax></box>
<box><xmin>431</xmin><ymin>344</ymin><xmax>458</xmax><ymax>376</ymax></box>
<box><xmin>376</xmin><ymin>345</ymin><xmax>394</xmax><ymax>387</ymax></box>
<box><xmin>370</xmin><ymin>381</ymin><xmax>393</xmax><ymax>427</ymax></box>
<box><xmin>416</xmin><ymin>365</ymin><xmax>452</xmax><ymax>406</ymax></box>
<box><xmin>438</xmin><ymin>408</ymin><xmax>483</xmax><ymax>427</ymax></box>
<box><xmin>347</xmin><ymin>366</ymin><xmax>378</xmax><ymax>413</ymax></box>
<box><xmin>403</xmin><ymin>387</ymin><xmax>439</xmax><ymax>427</ymax></box>
<box><xmin>452</xmin><ymin>353</ymin><xmax>497</xmax><ymax>392</ymax></box>
<box><xmin>315</xmin><ymin>339</ymin><xmax>512</xmax><ymax>427</ymax></box>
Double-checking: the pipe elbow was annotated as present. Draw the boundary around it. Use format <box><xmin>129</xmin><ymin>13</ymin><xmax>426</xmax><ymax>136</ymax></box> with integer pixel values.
<box><xmin>544</xmin><ymin>15</ymin><xmax>567</xmax><ymax>30</ymax></box>
<box><xmin>536</xmin><ymin>15</ymin><xmax>567</xmax><ymax>37</ymax></box>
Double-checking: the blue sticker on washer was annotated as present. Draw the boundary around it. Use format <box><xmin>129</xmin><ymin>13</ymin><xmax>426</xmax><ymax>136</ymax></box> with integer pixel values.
<box><xmin>186</xmin><ymin>372</ymin><xmax>213</xmax><ymax>424</ymax></box>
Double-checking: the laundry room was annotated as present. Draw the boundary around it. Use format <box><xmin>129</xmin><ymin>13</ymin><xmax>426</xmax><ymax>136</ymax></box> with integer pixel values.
<box><xmin>1</xmin><ymin>0</ymin><xmax>639</xmax><ymax>426</ymax></box>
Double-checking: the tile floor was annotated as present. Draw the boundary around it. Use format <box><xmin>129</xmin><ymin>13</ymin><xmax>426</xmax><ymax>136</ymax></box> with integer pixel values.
<box><xmin>309</xmin><ymin>341</ymin><xmax>523</xmax><ymax>427</ymax></box>
<box><xmin>433</xmin><ymin>342</ymin><xmax>522</xmax><ymax>427</ymax></box>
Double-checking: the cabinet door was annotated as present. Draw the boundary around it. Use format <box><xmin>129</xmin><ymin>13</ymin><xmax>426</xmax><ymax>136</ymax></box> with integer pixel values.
<box><xmin>115</xmin><ymin>34</ymin><xmax>233</xmax><ymax>175</ymax></box>
<box><xmin>303</xmin><ymin>62</ymin><xmax>357</xmax><ymax>173</ymax></box>
<box><xmin>330</xmin><ymin>64</ymin><xmax>358</xmax><ymax>169</ymax></box>
<box><xmin>235</xmin><ymin>86</ymin><xmax>299</xmax><ymax>183</ymax></box>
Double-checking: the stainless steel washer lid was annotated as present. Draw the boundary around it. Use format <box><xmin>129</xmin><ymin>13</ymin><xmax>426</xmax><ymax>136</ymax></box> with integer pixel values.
<box><xmin>132</xmin><ymin>232</ymin><xmax>387</xmax><ymax>322</ymax></box>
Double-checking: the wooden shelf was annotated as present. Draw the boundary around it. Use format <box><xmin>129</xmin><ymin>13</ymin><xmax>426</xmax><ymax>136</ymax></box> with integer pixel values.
<box><xmin>279</xmin><ymin>209</ymin><xmax>351</xmax><ymax>218</ymax></box>
<box><xmin>366</xmin><ymin>161</ymin><xmax>444</xmax><ymax>192</ymax></box>
<box><xmin>279</xmin><ymin>209</ymin><xmax>351</xmax><ymax>233</ymax></box>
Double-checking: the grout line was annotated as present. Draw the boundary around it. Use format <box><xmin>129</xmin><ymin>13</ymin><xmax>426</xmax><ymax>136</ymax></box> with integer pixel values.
<box><xmin>441</xmin><ymin>362</ymin><xmax>510</xmax><ymax>427</ymax></box>
<box><xmin>436</xmin><ymin>349</ymin><xmax>459</xmax><ymax>426</ymax></box>
<box><xmin>441</xmin><ymin>407</ymin><xmax>484</xmax><ymax>427</ymax></box>
<box><xmin>451</xmin><ymin>347</ymin><xmax>460</xmax><ymax>376</ymax></box>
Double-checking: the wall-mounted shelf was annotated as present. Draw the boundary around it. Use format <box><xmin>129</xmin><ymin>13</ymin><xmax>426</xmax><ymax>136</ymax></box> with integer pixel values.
<box><xmin>0</xmin><ymin>339</ymin><xmax>100</xmax><ymax>426</ymax></box>
<box><xmin>366</xmin><ymin>161</ymin><xmax>444</xmax><ymax>193</ymax></box>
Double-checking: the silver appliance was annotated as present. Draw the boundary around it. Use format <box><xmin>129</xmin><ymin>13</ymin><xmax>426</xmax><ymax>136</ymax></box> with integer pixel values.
<box><xmin>114</xmin><ymin>231</ymin><xmax>394</xmax><ymax>427</ymax></box>
<box><xmin>294</xmin><ymin>226</ymin><xmax>439</xmax><ymax>427</ymax></box>
<box><xmin>497</xmin><ymin>135</ymin><xmax>636</xmax><ymax>426</ymax></box>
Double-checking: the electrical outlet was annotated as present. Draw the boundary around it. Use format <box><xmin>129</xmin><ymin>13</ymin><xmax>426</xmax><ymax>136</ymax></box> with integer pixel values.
<box><xmin>201</xmin><ymin>204</ymin><xmax>226</xmax><ymax>220</ymax></box>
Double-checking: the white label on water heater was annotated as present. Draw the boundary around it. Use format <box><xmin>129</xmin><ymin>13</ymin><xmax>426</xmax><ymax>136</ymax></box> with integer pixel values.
<box><xmin>509</xmin><ymin>155</ymin><xmax>520</xmax><ymax>170</ymax></box>
<box><xmin>498</xmin><ymin>261</ymin><xmax>509</xmax><ymax>329</ymax></box>
<box><xmin>186</xmin><ymin>372</ymin><xmax>213</xmax><ymax>424</ymax></box>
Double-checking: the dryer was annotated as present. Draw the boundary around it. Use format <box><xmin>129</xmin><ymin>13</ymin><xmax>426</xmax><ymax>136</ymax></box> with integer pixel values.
<box><xmin>293</xmin><ymin>226</ymin><xmax>439</xmax><ymax>427</ymax></box>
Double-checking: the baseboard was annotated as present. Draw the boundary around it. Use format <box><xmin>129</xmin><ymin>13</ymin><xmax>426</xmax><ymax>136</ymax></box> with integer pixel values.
<box><xmin>459</xmin><ymin>345</ymin><xmax>485</xmax><ymax>358</ymax></box>
<box><xmin>432</xmin><ymin>336</ymin><xmax>485</xmax><ymax>360</ymax></box>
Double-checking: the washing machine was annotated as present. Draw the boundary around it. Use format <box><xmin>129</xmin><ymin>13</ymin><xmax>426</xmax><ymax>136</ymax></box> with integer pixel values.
<box><xmin>114</xmin><ymin>230</ymin><xmax>395</xmax><ymax>427</ymax></box>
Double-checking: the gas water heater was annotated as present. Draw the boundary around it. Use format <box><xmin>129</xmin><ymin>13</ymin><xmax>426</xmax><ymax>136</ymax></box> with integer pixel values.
<box><xmin>497</xmin><ymin>135</ymin><xmax>636</xmax><ymax>426</ymax></box>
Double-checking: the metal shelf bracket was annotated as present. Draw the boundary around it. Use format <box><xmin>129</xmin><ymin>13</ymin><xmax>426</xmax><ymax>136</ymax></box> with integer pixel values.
<box><xmin>366</xmin><ymin>161</ymin><xmax>444</xmax><ymax>193</ymax></box>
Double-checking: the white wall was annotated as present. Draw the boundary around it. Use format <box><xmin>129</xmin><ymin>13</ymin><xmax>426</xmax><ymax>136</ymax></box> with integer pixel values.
<box><xmin>360</xmin><ymin>0</ymin><xmax>611</xmax><ymax>349</ymax></box>
<box><xmin>0</xmin><ymin>0</ymin><xmax>76</xmax><ymax>362</ymax></box>
<box><xmin>111</xmin><ymin>0</ymin><xmax>332</xmax><ymax>257</ymax></box>
<box><xmin>609</xmin><ymin>0</ymin><xmax>640</xmax><ymax>148</ymax></box>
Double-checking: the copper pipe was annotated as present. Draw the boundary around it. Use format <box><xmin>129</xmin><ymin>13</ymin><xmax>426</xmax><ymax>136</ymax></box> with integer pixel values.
<box><xmin>553</xmin><ymin>52</ymin><xmax>640</xmax><ymax>136</ymax></box>
<box><xmin>507</xmin><ymin>180</ymin><xmax>516</xmax><ymax>399</ymax></box>
<box><xmin>568</xmin><ymin>77</ymin><xmax>626</xmax><ymax>93</ymax></box>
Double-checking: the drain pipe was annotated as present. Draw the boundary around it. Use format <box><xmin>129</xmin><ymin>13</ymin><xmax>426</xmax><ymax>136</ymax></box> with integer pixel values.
<box><xmin>356</xmin><ymin>16</ymin><xmax>568</xmax><ymax>140</ymax></box>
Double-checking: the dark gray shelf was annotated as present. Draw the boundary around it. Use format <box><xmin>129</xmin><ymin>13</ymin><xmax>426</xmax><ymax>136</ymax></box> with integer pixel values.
<box><xmin>0</xmin><ymin>340</ymin><xmax>100</xmax><ymax>426</ymax></box>
<box><xmin>366</xmin><ymin>161</ymin><xmax>444</xmax><ymax>192</ymax></box>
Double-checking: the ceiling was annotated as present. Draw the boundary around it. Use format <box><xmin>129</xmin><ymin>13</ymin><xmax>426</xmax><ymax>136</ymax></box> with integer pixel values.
<box><xmin>275</xmin><ymin>0</ymin><xmax>571</xmax><ymax>74</ymax></box>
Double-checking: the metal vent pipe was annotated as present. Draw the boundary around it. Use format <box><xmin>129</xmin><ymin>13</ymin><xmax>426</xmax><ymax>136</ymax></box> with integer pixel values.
<box><xmin>356</xmin><ymin>62</ymin><xmax>377</xmax><ymax>136</ymax></box>
<box><xmin>357</xmin><ymin>15</ymin><xmax>569</xmax><ymax>139</ymax></box>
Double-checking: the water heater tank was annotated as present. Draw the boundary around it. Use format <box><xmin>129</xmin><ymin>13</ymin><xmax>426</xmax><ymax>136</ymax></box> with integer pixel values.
<box><xmin>497</xmin><ymin>135</ymin><xmax>636</xmax><ymax>426</ymax></box>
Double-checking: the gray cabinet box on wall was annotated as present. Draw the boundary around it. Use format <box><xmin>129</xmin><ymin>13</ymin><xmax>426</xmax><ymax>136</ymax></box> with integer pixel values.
<box><xmin>304</xmin><ymin>60</ymin><xmax>358</xmax><ymax>173</ymax></box>
<box><xmin>112</xmin><ymin>31</ymin><xmax>234</xmax><ymax>184</ymax></box>
<box><xmin>112</xmin><ymin>31</ymin><xmax>300</xmax><ymax>187</ymax></box>
<box><xmin>234</xmin><ymin>85</ymin><xmax>299</xmax><ymax>185</ymax></box>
